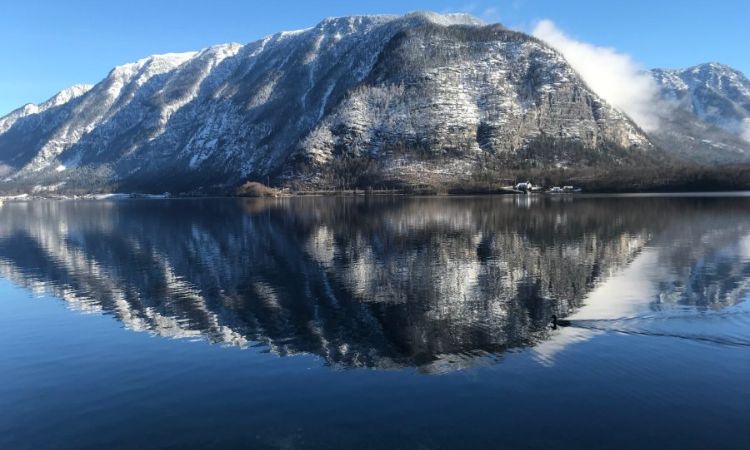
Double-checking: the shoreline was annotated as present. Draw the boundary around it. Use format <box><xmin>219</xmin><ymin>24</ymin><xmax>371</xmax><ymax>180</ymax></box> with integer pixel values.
<box><xmin>3</xmin><ymin>189</ymin><xmax>750</xmax><ymax>202</ymax></box>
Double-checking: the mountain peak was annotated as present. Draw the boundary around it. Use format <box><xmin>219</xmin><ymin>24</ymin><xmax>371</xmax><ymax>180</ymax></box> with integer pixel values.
<box><xmin>0</xmin><ymin>83</ymin><xmax>94</xmax><ymax>135</ymax></box>
<box><xmin>47</xmin><ymin>84</ymin><xmax>94</xmax><ymax>105</ymax></box>
<box><xmin>653</xmin><ymin>61</ymin><xmax>750</xmax><ymax>95</ymax></box>
<box><xmin>650</xmin><ymin>61</ymin><xmax>750</xmax><ymax>159</ymax></box>
<box><xmin>312</xmin><ymin>11</ymin><xmax>485</xmax><ymax>29</ymax></box>
<box><xmin>654</xmin><ymin>62</ymin><xmax>748</xmax><ymax>82</ymax></box>
<box><xmin>110</xmin><ymin>51</ymin><xmax>198</xmax><ymax>79</ymax></box>
<box><xmin>405</xmin><ymin>11</ymin><xmax>486</xmax><ymax>26</ymax></box>
<box><xmin>694</xmin><ymin>61</ymin><xmax>743</xmax><ymax>73</ymax></box>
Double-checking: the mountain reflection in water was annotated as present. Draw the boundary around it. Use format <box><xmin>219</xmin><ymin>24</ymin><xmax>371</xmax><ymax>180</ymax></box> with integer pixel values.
<box><xmin>0</xmin><ymin>196</ymin><xmax>748</xmax><ymax>372</ymax></box>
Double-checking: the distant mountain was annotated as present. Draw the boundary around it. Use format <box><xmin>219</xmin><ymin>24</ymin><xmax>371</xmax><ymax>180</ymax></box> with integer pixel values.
<box><xmin>0</xmin><ymin>12</ymin><xmax>655</xmax><ymax>194</ymax></box>
<box><xmin>650</xmin><ymin>63</ymin><xmax>750</xmax><ymax>164</ymax></box>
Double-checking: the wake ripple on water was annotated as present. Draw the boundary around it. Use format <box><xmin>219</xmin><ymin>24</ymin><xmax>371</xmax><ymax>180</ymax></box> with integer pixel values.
<box><xmin>560</xmin><ymin>302</ymin><xmax>750</xmax><ymax>348</ymax></box>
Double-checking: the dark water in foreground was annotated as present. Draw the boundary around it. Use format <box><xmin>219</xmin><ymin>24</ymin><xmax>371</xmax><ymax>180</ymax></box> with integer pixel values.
<box><xmin>1</xmin><ymin>195</ymin><xmax>749</xmax><ymax>450</ymax></box>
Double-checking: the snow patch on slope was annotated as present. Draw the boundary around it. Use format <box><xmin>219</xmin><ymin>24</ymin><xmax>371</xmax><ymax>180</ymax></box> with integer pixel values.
<box><xmin>413</xmin><ymin>11</ymin><xmax>486</xmax><ymax>26</ymax></box>
<box><xmin>154</xmin><ymin>44</ymin><xmax>243</xmax><ymax>137</ymax></box>
<box><xmin>0</xmin><ymin>84</ymin><xmax>93</xmax><ymax>134</ymax></box>
<box><xmin>742</xmin><ymin>119</ymin><xmax>750</xmax><ymax>143</ymax></box>
<box><xmin>22</xmin><ymin>52</ymin><xmax>197</xmax><ymax>173</ymax></box>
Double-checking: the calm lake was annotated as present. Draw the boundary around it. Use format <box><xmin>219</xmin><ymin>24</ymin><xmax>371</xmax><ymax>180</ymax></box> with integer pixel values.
<box><xmin>1</xmin><ymin>195</ymin><xmax>749</xmax><ymax>450</ymax></box>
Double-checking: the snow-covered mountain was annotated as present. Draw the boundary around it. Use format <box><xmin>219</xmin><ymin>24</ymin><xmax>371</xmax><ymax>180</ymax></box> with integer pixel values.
<box><xmin>0</xmin><ymin>12</ymin><xmax>656</xmax><ymax>193</ymax></box>
<box><xmin>0</xmin><ymin>84</ymin><xmax>93</xmax><ymax>135</ymax></box>
<box><xmin>650</xmin><ymin>63</ymin><xmax>750</xmax><ymax>163</ymax></box>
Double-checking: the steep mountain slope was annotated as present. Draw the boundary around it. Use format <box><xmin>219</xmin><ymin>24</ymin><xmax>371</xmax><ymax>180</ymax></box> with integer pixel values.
<box><xmin>650</xmin><ymin>63</ymin><xmax>750</xmax><ymax>164</ymax></box>
<box><xmin>0</xmin><ymin>12</ymin><xmax>655</xmax><ymax>193</ymax></box>
<box><xmin>0</xmin><ymin>84</ymin><xmax>93</xmax><ymax>176</ymax></box>
<box><xmin>0</xmin><ymin>84</ymin><xmax>92</xmax><ymax>135</ymax></box>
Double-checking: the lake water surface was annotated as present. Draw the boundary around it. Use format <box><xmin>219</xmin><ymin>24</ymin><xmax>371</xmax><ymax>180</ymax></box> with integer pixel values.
<box><xmin>1</xmin><ymin>195</ymin><xmax>749</xmax><ymax>449</ymax></box>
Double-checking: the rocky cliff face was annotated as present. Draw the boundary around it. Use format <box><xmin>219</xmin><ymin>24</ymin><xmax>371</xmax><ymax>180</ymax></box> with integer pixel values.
<box><xmin>650</xmin><ymin>63</ymin><xmax>750</xmax><ymax>164</ymax></box>
<box><xmin>0</xmin><ymin>12</ymin><xmax>654</xmax><ymax>193</ymax></box>
<box><xmin>294</xmin><ymin>22</ymin><xmax>653</xmax><ymax>187</ymax></box>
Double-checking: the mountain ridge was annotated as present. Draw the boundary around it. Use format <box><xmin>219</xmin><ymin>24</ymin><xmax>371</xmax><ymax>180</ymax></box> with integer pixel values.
<box><xmin>1</xmin><ymin>12</ymin><xmax>744</xmax><ymax>194</ymax></box>
<box><xmin>649</xmin><ymin>62</ymin><xmax>750</xmax><ymax>164</ymax></box>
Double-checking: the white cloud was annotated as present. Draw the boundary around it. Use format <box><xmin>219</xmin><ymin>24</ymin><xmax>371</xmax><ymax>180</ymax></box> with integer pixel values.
<box><xmin>532</xmin><ymin>20</ymin><xmax>662</xmax><ymax>131</ymax></box>
<box><xmin>0</xmin><ymin>164</ymin><xmax>13</xmax><ymax>177</ymax></box>
<box><xmin>480</xmin><ymin>7</ymin><xmax>500</xmax><ymax>22</ymax></box>
<box><xmin>741</xmin><ymin>118</ymin><xmax>750</xmax><ymax>143</ymax></box>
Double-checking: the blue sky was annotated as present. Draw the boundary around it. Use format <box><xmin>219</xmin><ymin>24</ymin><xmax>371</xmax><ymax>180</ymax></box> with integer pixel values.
<box><xmin>1</xmin><ymin>0</ymin><xmax>748</xmax><ymax>115</ymax></box>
